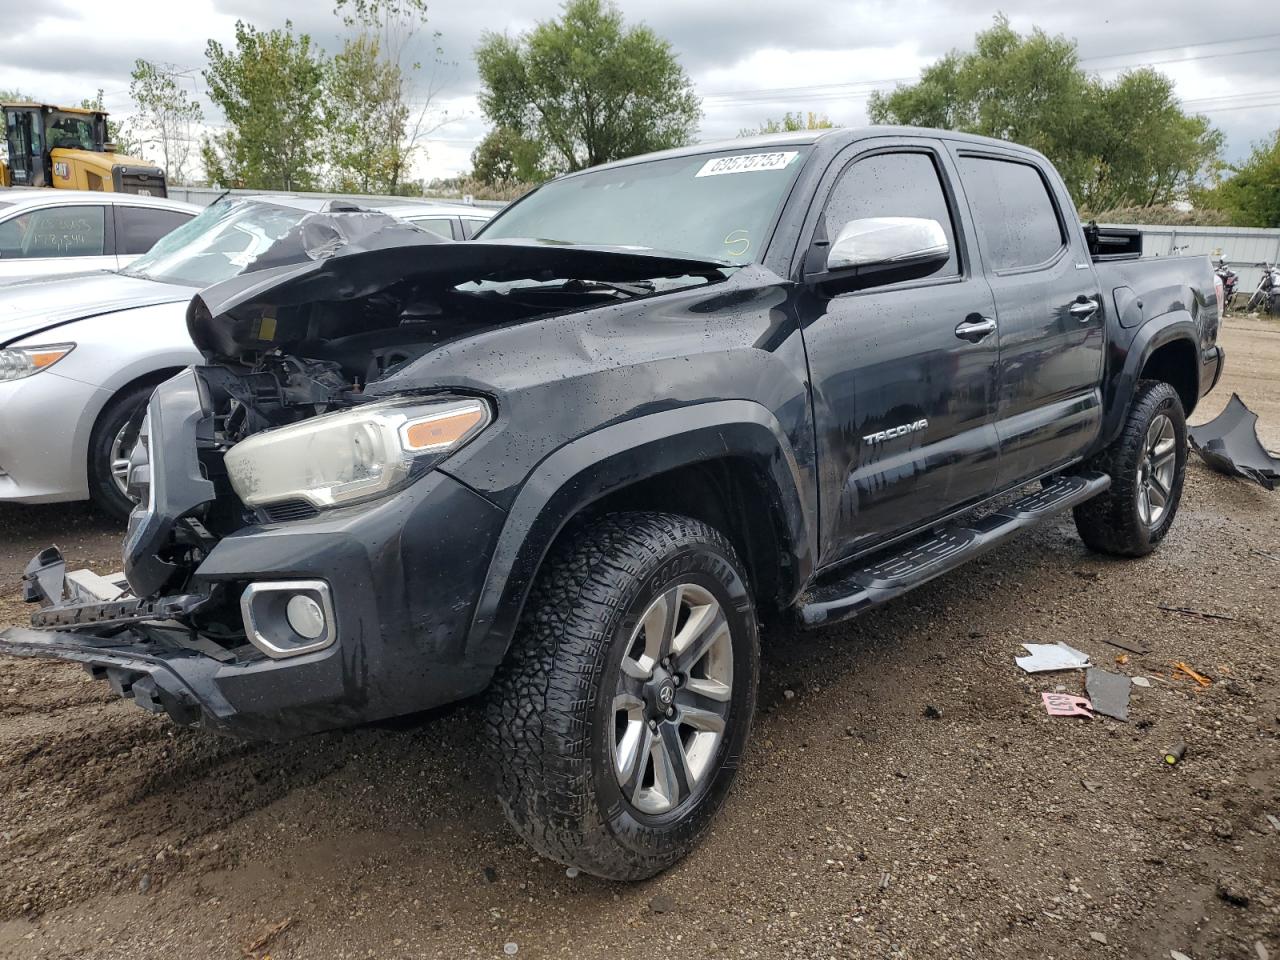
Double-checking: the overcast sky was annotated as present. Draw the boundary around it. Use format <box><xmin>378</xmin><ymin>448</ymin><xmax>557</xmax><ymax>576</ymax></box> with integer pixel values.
<box><xmin>1</xmin><ymin>0</ymin><xmax>1275</xmax><ymax>183</ymax></box>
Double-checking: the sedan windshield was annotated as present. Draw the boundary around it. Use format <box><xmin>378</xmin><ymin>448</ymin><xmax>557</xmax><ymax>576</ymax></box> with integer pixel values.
<box><xmin>479</xmin><ymin>147</ymin><xmax>811</xmax><ymax>264</ymax></box>
<box><xmin>121</xmin><ymin>198</ymin><xmax>307</xmax><ymax>288</ymax></box>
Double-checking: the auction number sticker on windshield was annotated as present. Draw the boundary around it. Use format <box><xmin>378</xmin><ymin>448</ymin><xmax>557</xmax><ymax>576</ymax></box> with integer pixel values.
<box><xmin>695</xmin><ymin>151</ymin><xmax>798</xmax><ymax>177</ymax></box>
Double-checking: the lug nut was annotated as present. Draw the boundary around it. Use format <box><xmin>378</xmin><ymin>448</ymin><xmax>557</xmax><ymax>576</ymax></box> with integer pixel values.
<box><xmin>648</xmin><ymin>720</ymin><xmax>658</xmax><ymax>731</ymax></box>
<box><xmin>665</xmin><ymin>707</ymin><xmax>675</xmax><ymax>719</ymax></box>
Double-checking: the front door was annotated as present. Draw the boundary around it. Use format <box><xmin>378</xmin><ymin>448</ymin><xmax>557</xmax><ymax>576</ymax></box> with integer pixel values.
<box><xmin>950</xmin><ymin>149</ymin><xmax>1105</xmax><ymax>488</ymax></box>
<box><xmin>797</xmin><ymin>140</ymin><xmax>1002</xmax><ymax>566</ymax></box>
<box><xmin>4</xmin><ymin>109</ymin><xmax>44</xmax><ymax>187</ymax></box>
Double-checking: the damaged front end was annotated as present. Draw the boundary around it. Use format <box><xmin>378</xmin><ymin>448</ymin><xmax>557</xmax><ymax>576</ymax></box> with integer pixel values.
<box><xmin>0</xmin><ymin>207</ymin><xmax>730</xmax><ymax>738</ymax></box>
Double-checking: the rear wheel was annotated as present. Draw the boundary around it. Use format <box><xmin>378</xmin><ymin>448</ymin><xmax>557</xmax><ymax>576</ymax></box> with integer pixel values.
<box><xmin>486</xmin><ymin>511</ymin><xmax>759</xmax><ymax>880</ymax></box>
<box><xmin>1073</xmin><ymin>380</ymin><xmax>1187</xmax><ymax>557</ymax></box>
<box><xmin>87</xmin><ymin>382</ymin><xmax>153</xmax><ymax>521</ymax></box>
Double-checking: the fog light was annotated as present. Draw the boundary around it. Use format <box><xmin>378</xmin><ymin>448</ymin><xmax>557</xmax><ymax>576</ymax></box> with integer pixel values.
<box><xmin>240</xmin><ymin>580</ymin><xmax>336</xmax><ymax>659</ymax></box>
<box><xmin>286</xmin><ymin>594</ymin><xmax>326</xmax><ymax>639</ymax></box>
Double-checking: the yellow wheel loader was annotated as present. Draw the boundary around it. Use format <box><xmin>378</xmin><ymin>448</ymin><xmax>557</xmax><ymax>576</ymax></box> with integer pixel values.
<box><xmin>1</xmin><ymin>103</ymin><xmax>167</xmax><ymax>196</ymax></box>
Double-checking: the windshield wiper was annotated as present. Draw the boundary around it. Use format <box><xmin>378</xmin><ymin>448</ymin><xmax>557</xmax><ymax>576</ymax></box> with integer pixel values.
<box><xmin>562</xmin><ymin>278</ymin><xmax>655</xmax><ymax>298</ymax></box>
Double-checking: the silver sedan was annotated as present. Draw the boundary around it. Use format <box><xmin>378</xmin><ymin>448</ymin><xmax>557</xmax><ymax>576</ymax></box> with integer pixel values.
<box><xmin>0</xmin><ymin>195</ymin><xmax>488</xmax><ymax>519</ymax></box>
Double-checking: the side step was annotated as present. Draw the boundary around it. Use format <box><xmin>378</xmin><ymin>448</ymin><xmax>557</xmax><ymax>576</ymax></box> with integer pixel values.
<box><xmin>797</xmin><ymin>470</ymin><xmax>1111</xmax><ymax>627</ymax></box>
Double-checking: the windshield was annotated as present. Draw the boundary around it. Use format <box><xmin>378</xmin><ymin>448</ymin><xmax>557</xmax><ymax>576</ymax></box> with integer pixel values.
<box><xmin>122</xmin><ymin>198</ymin><xmax>307</xmax><ymax>288</ymax></box>
<box><xmin>479</xmin><ymin>147</ymin><xmax>811</xmax><ymax>264</ymax></box>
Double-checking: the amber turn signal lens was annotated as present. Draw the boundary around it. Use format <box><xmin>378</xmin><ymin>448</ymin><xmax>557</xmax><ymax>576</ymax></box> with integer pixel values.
<box><xmin>401</xmin><ymin>406</ymin><xmax>487</xmax><ymax>451</ymax></box>
<box><xmin>30</xmin><ymin>349</ymin><xmax>72</xmax><ymax>369</ymax></box>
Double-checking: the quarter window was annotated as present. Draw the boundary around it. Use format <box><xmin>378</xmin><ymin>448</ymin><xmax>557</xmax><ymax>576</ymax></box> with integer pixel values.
<box><xmin>410</xmin><ymin>217</ymin><xmax>456</xmax><ymax>239</ymax></box>
<box><xmin>116</xmin><ymin>207</ymin><xmax>195</xmax><ymax>255</ymax></box>
<box><xmin>958</xmin><ymin>156</ymin><xmax>1065</xmax><ymax>271</ymax></box>
<box><xmin>823</xmin><ymin>151</ymin><xmax>960</xmax><ymax>278</ymax></box>
<box><xmin>0</xmin><ymin>205</ymin><xmax>107</xmax><ymax>259</ymax></box>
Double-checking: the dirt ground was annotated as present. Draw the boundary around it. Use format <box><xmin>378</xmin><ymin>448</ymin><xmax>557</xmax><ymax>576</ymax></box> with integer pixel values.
<box><xmin>0</xmin><ymin>316</ymin><xmax>1277</xmax><ymax>960</ymax></box>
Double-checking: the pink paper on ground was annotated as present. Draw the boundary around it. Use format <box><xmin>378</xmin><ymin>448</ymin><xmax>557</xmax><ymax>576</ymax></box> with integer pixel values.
<box><xmin>1041</xmin><ymin>692</ymin><xmax>1094</xmax><ymax>718</ymax></box>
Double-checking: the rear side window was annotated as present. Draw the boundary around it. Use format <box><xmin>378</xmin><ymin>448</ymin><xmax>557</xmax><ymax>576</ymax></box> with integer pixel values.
<box><xmin>823</xmin><ymin>151</ymin><xmax>960</xmax><ymax>277</ymax></box>
<box><xmin>410</xmin><ymin>217</ymin><xmax>456</xmax><ymax>239</ymax></box>
<box><xmin>116</xmin><ymin>206</ymin><xmax>194</xmax><ymax>255</ymax></box>
<box><xmin>0</xmin><ymin>205</ymin><xmax>106</xmax><ymax>258</ymax></box>
<box><xmin>958</xmin><ymin>156</ymin><xmax>1065</xmax><ymax>271</ymax></box>
<box><xmin>460</xmin><ymin>216</ymin><xmax>489</xmax><ymax>239</ymax></box>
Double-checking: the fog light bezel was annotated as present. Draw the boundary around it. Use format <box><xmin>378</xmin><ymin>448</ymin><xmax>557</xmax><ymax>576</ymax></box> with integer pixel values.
<box><xmin>240</xmin><ymin>580</ymin><xmax>337</xmax><ymax>659</ymax></box>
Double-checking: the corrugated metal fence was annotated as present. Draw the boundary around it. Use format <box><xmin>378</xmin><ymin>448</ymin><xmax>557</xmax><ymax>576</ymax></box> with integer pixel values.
<box><xmin>1102</xmin><ymin>223</ymin><xmax>1280</xmax><ymax>292</ymax></box>
<box><xmin>167</xmin><ymin>185</ymin><xmax>508</xmax><ymax>211</ymax></box>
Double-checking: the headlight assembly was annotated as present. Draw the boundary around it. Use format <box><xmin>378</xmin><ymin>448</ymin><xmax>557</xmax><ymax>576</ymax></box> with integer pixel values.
<box><xmin>224</xmin><ymin>396</ymin><xmax>491</xmax><ymax>510</ymax></box>
<box><xmin>0</xmin><ymin>344</ymin><xmax>75</xmax><ymax>382</ymax></box>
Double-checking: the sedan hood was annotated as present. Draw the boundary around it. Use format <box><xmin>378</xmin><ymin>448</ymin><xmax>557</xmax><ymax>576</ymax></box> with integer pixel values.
<box><xmin>187</xmin><ymin>210</ymin><xmax>729</xmax><ymax>361</ymax></box>
<box><xmin>0</xmin><ymin>271</ymin><xmax>196</xmax><ymax>347</ymax></box>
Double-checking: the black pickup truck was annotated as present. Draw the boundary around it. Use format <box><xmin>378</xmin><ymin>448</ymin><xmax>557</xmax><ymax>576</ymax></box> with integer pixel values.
<box><xmin>1</xmin><ymin>127</ymin><xmax>1224</xmax><ymax>880</ymax></box>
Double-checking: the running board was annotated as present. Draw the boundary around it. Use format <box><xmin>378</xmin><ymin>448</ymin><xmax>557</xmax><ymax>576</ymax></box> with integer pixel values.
<box><xmin>797</xmin><ymin>470</ymin><xmax>1111</xmax><ymax>628</ymax></box>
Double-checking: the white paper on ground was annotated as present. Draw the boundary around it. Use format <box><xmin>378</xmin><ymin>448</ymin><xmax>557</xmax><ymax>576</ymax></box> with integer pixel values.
<box><xmin>1015</xmin><ymin>642</ymin><xmax>1091</xmax><ymax>673</ymax></box>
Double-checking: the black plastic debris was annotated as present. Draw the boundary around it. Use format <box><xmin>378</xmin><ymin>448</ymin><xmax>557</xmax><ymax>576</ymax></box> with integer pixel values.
<box><xmin>1085</xmin><ymin>668</ymin><xmax>1131</xmax><ymax>722</ymax></box>
<box><xmin>1189</xmin><ymin>394</ymin><xmax>1280</xmax><ymax>490</ymax></box>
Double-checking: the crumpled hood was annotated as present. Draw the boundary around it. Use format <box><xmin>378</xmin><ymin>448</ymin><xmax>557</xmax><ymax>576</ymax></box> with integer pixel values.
<box><xmin>187</xmin><ymin>209</ymin><xmax>728</xmax><ymax>361</ymax></box>
<box><xmin>0</xmin><ymin>271</ymin><xmax>195</xmax><ymax>347</ymax></box>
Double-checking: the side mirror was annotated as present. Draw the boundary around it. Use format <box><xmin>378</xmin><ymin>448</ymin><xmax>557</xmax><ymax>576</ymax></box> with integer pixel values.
<box><xmin>819</xmin><ymin>217</ymin><xmax>949</xmax><ymax>287</ymax></box>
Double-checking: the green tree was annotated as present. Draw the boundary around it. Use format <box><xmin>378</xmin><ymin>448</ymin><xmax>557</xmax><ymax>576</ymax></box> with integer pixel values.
<box><xmin>868</xmin><ymin>16</ymin><xmax>1222</xmax><ymax>210</ymax></box>
<box><xmin>322</xmin><ymin>35</ymin><xmax>406</xmax><ymax>193</ymax></box>
<box><xmin>475</xmin><ymin>0</ymin><xmax>701</xmax><ymax>173</ymax></box>
<box><xmin>128</xmin><ymin>61</ymin><xmax>204</xmax><ymax>184</ymax></box>
<box><xmin>470</xmin><ymin>126</ymin><xmax>547</xmax><ymax>185</ymax></box>
<box><xmin>740</xmin><ymin>111</ymin><xmax>835</xmax><ymax>137</ymax></box>
<box><xmin>202</xmin><ymin>20</ymin><xmax>326</xmax><ymax>190</ymax></box>
<box><xmin>79</xmin><ymin>89</ymin><xmax>144</xmax><ymax>158</ymax></box>
<box><xmin>332</xmin><ymin>0</ymin><xmax>451</xmax><ymax>193</ymax></box>
<box><xmin>0</xmin><ymin>87</ymin><xmax>33</xmax><ymax>102</ymax></box>
<box><xmin>1203</xmin><ymin>130</ymin><xmax>1280</xmax><ymax>227</ymax></box>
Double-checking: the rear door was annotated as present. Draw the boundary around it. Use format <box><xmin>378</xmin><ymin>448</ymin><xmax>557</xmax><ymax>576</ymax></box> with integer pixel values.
<box><xmin>796</xmin><ymin>138</ymin><xmax>1002</xmax><ymax>565</ymax></box>
<box><xmin>949</xmin><ymin>148</ymin><xmax>1105</xmax><ymax>487</ymax></box>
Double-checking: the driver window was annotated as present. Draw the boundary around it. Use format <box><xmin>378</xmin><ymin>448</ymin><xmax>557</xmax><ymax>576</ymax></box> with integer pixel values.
<box><xmin>823</xmin><ymin>151</ymin><xmax>960</xmax><ymax>278</ymax></box>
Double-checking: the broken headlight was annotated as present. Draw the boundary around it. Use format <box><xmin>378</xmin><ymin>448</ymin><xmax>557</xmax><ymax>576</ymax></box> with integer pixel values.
<box><xmin>224</xmin><ymin>396</ymin><xmax>491</xmax><ymax>510</ymax></box>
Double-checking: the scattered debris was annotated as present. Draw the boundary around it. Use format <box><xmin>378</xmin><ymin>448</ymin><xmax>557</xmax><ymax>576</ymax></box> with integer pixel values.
<box><xmin>922</xmin><ymin>704</ymin><xmax>942</xmax><ymax>719</ymax></box>
<box><xmin>1131</xmin><ymin>676</ymin><xmax>1152</xmax><ymax>688</ymax></box>
<box><xmin>1115</xmin><ymin>653</ymin><xmax>1130</xmax><ymax>665</ymax></box>
<box><xmin>1265</xmin><ymin>814</ymin><xmax>1280</xmax><ymax>833</ymax></box>
<box><xmin>1090</xmin><ymin>931</ymin><xmax>1109</xmax><ymax>945</ymax></box>
<box><xmin>1251</xmin><ymin>548</ymin><xmax>1280</xmax><ymax>563</ymax></box>
<box><xmin>1086</xmin><ymin>669</ymin><xmax>1131</xmax><ymax>721</ymax></box>
<box><xmin>1081</xmin><ymin>779</ymin><xmax>1102</xmax><ymax>793</ymax></box>
<box><xmin>879</xmin><ymin>872</ymin><xmax>892</xmax><ymax>892</ymax></box>
<box><xmin>1016</xmin><ymin>643</ymin><xmax>1091</xmax><ymax>673</ymax></box>
<box><xmin>783</xmin><ymin>689</ymin><xmax>796</xmax><ymax>701</ymax></box>
<box><xmin>1163</xmin><ymin>742</ymin><xmax>1188</xmax><ymax>766</ymax></box>
<box><xmin>1042</xmin><ymin>693</ymin><xmax>1094</xmax><ymax>718</ymax></box>
<box><xmin>566</xmin><ymin>866</ymin><xmax>581</xmax><ymax>879</ymax></box>
<box><xmin>242</xmin><ymin>917</ymin><xmax>293</xmax><ymax>959</ymax></box>
<box><xmin>482</xmin><ymin>865</ymin><xmax>498</xmax><ymax>884</ymax></box>
<box><xmin>1157</xmin><ymin>604</ymin><xmax>1235</xmax><ymax>622</ymax></box>
<box><xmin>1171</xmin><ymin>951</ymin><xmax>1193</xmax><ymax>960</ymax></box>
<box><xmin>1216</xmin><ymin>877</ymin><xmax>1251</xmax><ymax>908</ymax></box>
<box><xmin>1172</xmin><ymin>662</ymin><xmax>1213</xmax><ymax>687</ymax></box>
<box><xmin>1102</xmin><ymin>636</ymin><xmax>1151</xmax><ymax>655</ymax></box>
<box><xmin>504</xmin><ymin>942</ymin><xmax>519</xmax><ymax>956</ymax></box>
<box><xmin>137</xmin><ymin>873</ymin><xmax>152</xmax><ymax>894</ymax></box>
<box><xmin>1188</xmin><ymin>393</ymin><xmax>1280</xmax><ymax>490</ymax></box>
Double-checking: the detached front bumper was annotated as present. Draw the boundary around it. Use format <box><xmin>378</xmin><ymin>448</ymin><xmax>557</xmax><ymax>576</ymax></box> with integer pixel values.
<box><xmin>0</xmin><ymin>469</ymin><xmax>508</xmax><ymax>740</ymax></box>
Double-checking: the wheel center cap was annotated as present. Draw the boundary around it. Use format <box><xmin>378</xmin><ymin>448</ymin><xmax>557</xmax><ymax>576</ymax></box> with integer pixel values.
<box><xmin>658</xmin><ymin>681</ymin><xmax>675</xmax><ymax>706</ymax></box>
<box><xmin>645</xmin><ymin>667</ymin><xmax>676</xmax><ymax>716</ymax></box>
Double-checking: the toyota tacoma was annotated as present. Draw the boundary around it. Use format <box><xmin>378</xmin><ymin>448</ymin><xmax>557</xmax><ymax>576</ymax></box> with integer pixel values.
<box><xmin>0</xmin><ymin>128</ymin><xmax>1225</xmax><ymax>880</ymax></box>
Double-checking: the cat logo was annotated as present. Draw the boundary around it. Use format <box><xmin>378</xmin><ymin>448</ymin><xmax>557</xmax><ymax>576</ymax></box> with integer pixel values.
<box><xmin>863</xmin><ymin>419</ymin><xmax>928</xmax><ymax>445</ymax></box>
<box><xmin>53</xmin><ymin>162</ymin><xmax>70</xmax><ymax>179</ymax></box>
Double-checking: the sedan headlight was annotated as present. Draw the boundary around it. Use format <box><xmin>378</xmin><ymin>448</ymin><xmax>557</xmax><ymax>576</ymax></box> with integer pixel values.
<box><xmin>225</xmin><ymin>396</ymin><xmax>492</xmax><ymax>510</ymax></box>
<box><xmin>0</xmin><ymin>344</ymin><xmax>75</xmax><ymax>382</ymax></box>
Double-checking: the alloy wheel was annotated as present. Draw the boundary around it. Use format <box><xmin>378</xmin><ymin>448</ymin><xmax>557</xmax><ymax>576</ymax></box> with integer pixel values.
<box><xmin>1136</xmin><ymin>413</ymin><xmax>1177</xmax><ymax>528</ymax></box>
<box><xmin>611</xmin><ymin>582</ymin><xmax>733</xmax><ymax>815</ymax></box>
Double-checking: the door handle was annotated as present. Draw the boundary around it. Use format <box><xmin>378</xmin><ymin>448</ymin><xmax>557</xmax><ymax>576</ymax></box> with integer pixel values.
<box><xmin>955</xmin><ymin>316</ymin><xmax>997</xmax><ymax>342</ymax></box>
<box><xmin>1069</xmin><ymin>297</ymin><xmax>1100</xmax><ymax>321</ymax></box>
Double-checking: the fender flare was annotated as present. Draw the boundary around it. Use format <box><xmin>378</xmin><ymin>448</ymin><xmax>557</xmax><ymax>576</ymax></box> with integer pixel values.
<box><xmin>1100</xmin><ymin>311</ymin><xmax>1200</xmax><ymax>448</ymax></box>
<box><xmin>460</xmin><ymin>400</ymin><xmax>815</xmax><ymax>666</ymax></box>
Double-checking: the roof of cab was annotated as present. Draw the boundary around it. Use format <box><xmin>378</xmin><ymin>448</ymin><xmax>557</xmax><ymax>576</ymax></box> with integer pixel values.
<box><xmin>571</xmin><ymin>125</ymin><xmax>1047</xmax><ymax>176</ymax></box>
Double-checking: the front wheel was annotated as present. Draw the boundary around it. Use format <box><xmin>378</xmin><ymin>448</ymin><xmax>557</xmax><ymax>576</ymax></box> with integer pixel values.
<box><xmin>86</xmin><ymin>383</ymin><xmax>153</xmax><ymax>521</ymax></box>
<box><xmin>486</xmin><ymin>512</ymin><xmax>759</xmax><ymax>881</ymax></box>
<box><xmin>1073</xmin><ymin>380</ymin><xmax>1187</xmax><ymax>557</ymax></box>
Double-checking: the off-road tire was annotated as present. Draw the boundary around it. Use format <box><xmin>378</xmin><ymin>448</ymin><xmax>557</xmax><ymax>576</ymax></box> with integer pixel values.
<box><xmin>87</xmin><ymin>382</ymin><xmax>153</xmax><ymax>521</ymax></box>
<box><xmin>486</xmin><ymin>511</ymin><xmax>759</xmax><ymax>881</ymax></box>
<box><xmin>1073</xmin><ymin>380</ymin><xmax>1187</xmax><ymax>557</ymax></box>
